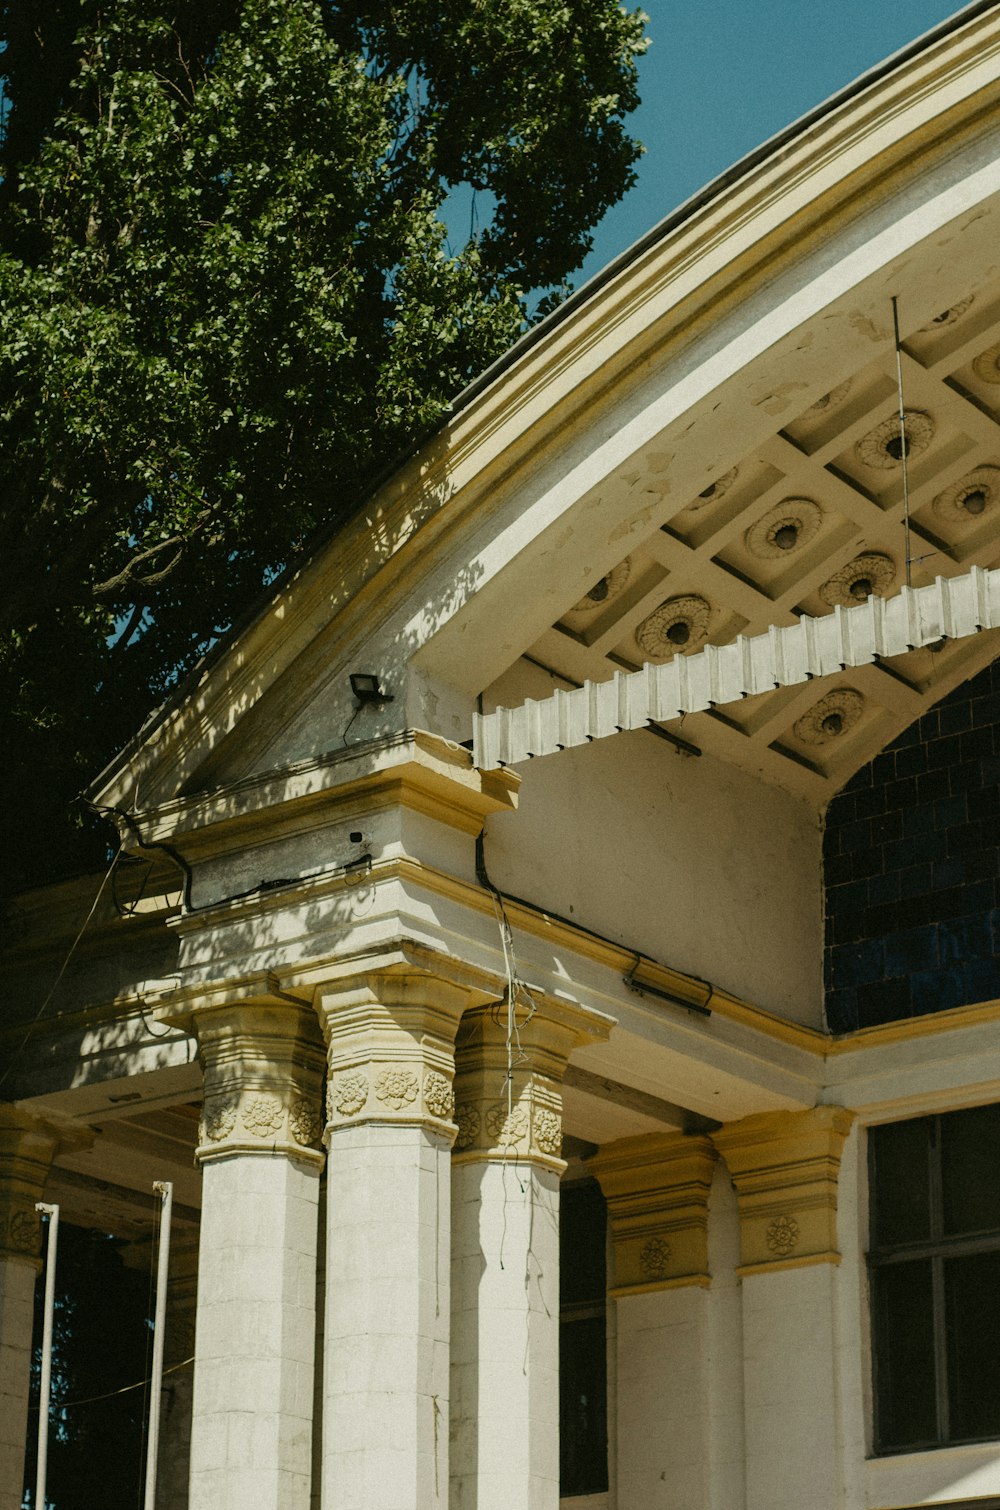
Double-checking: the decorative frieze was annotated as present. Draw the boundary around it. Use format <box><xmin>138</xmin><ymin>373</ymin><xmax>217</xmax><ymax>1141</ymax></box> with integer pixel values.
<box><xmin>171</xmin><ymin>994</ymin><xmax>327</xmax><ymax>1167</ymax></box>
<box><xmin>0</xmin><ymin>1107</ymin><xmax>90</xmax><ymax>1267</ymax></box>
<box><xmin>590</xmin><ymin>1132</ymin><xmax>717</xmax><ymax>1295</ymax></box>
<box><xmin>316</xmin><ymin>968</ymin><xmax>471</xmax><ymax>1143</ymax></box>
<box><xmin>0</xmin><ymin>1206</ymin><xmax>41</xmax><ymax>1263</ymax></box>
<box><xmin>712</xmin><ymin>1106</ymin><xmax>854</xmax><ymax>1275</ymax></box>
<box><xmin>452</xmin><ymin>996</ymin><xmax>613</xmax><ymax>1171</ymax></box>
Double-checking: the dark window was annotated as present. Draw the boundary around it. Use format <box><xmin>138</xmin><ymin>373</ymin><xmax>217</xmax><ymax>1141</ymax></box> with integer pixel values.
<box><xmin>869</xmin><ymin>1104</ymin><xmax>1000</xmax><ymax>1453</ymax></box>
<box><xmin>560</xmin><ymin>1179</ymin><xmax>608</xmax><ymax>1497</ymax></box>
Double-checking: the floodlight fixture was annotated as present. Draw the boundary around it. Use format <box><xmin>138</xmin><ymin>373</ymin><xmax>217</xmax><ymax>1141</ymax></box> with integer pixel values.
<box><xmin>349</xmin><ymin>673</ymin><xmax>393</xmax><ymax>705</ymax></box>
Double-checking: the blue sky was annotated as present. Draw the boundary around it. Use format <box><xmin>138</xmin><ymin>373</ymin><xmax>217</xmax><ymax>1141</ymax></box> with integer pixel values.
<box><xmin>577</xmin><ymin>0</ymin><xmax>971</xmax><ymax>283</ymax></box>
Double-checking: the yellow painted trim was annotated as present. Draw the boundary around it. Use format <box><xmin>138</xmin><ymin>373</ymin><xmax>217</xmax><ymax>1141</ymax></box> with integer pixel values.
<box><xmin>609</xmin><ymin>1275</ymin><xmax>711</xmax><ymax>1298</ymax></box>
<box><xmin>7</xmin><ymin>852</ymin><xmax>999</xmax><ymax>1062</ymax></box>
<box><xmin>394</xmin><ymin>857</ymin><xmax>829</xmax><ymax>1051</ymax></box>
<box><xmin>706</xmin><ymin>992</ymin><xmax>828</xmax><ymax>1054</ymax></box>
<box><xmin>737</xmin><ymin>1252</ymin><xmax>842</xmax><ymax>1278</ymax></box>
<box><xmin>826</xmin><ymin>997</ymin><xmax>1000</xmax><ymax>1053</ymax></box>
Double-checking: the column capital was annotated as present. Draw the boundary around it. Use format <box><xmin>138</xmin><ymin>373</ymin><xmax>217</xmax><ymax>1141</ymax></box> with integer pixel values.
<box><xmin>452</xmin><ymin>995</ymin><xmax>613</xmax><ymax>1170</ymax></box>
<box><xmin>0</xmin><ymin>1107</ymin><xmax>91</xmax><ymax>1267</ymax></box>
<box><xmin>590</xmin><ymin>1131</ymin><xmax>717</xmax><ymax>1295</ymax></box>
<box><xmin>711</xmin><ymin>1106</ymin><xmax>855</xmax><ymax>1275</ymax></box>
<box><xmin>166</xmin><ymin>989</ymin><xmax>327</xmax><ymax>1167</ymax></box>
<box><xmin>316</xmin><ymin>958</ymin><xmax>473</xmax><ymax>1142</ymax></box>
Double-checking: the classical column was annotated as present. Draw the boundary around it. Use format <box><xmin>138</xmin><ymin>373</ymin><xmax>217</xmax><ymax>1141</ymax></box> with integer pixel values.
<box><xmin>0</xmin><ymin>1107</ymin><xmax>87</xmax><ymax>1510</ymax></box>
<box><xmin>712</xmin><ymin>1107</ymin><xmax>854</xmax><ymax>1510</ymax></box>
<box><xmin>590</xmin><ymin>1132</ymin><xmax>719</xmax><ymax>1510</ymax></box>
<box><xmin>450</xmin><ymin>995</ymin><xmax>612</xmax><ymax>1510</ymax></box>
<box><xmin>316</xmin><ymin>964</ymin><xmax>470</xmax><ymax>1510</ymax></box>
<box><xmin>179</xmin><ymin>993</ymin><xmax>326</xmax><ymax>1510</ymax></box>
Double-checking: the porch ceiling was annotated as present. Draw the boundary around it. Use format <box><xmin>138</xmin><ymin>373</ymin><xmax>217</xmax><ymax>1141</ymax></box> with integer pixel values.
<box><xmin>503</xmin><ymin>282</ymin><xmax>1000</xmax><ymax>800</ymax></box>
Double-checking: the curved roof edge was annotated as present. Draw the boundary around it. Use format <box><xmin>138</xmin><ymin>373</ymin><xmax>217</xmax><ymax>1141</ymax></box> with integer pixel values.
<box><xmin>86</xmin><ymin>0</ymin><xmax>1000</xmax><ymax>803</ymax></box>
<box><xmin>452</xmin><ymin>0</ymin><xmax>1000</xmax><ymax>413</ymax></box>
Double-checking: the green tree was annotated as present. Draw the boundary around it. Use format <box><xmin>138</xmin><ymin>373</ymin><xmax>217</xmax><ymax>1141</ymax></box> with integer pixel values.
<box><xmin>0</xmin><ymin>0</ymin><xmax>646</xmax><ymax>892</ymax></box>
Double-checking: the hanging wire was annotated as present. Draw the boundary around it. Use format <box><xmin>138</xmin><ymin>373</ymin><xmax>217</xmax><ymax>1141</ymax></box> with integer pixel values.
<box><xmin>891</xmin><ymin>295</ymin><xmax>914</xmax><ymax>588</ymax></box>
<box><xmin>28</xmin><ymin>1357</ymin><xmax>193</xmax><ymax>1412</ymax></box>
<box><xmin>0</xmin><ymin>841</ymin><xmax>125</xmax><ymax>1091</ymax></box>
<box><xmin>475</xmin><ymin>830</ymin><xmax>537</xmax><ymax>1273</ymax></box>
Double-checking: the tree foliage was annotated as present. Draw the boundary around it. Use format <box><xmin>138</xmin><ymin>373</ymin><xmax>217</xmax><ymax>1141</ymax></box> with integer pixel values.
<box><xmin>0</xmin><ymin>0</ymin><xmax>646</xmax><ymax>891</ymax></box>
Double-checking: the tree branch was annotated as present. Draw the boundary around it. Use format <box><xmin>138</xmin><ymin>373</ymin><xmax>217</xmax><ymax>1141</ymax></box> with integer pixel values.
<box><xmin>91</xmin><ymin>507</ymin><xmax>211</xmax><ymax>599</ymax></box>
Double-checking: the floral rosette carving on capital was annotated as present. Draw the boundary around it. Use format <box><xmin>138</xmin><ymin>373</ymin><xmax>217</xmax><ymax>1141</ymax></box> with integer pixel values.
<box><xmin>201</xmin><ymin>1093</ymin><xmax>240</xmax><ymax>1143</ymax></box>
<box><xmin>329</xmin><ymin>1072</ymin><xmax>369</xmax><ymax>1119</ymax></box>
<box><xmin>288</xmin><ymin>1097</ymin><xmax>323</xmax><ymax>1147</ymax></box>
<box><xmin>0</xmin><ymin>1206</ymin><xmax>41</xmax><ymax>1257</ymax></box>
<box><xmin>532</xmin><ymin>1108</ymin><xmax>562</xmax><ymax>1157</ymax></box>
<box><xmin>639</xmin><ymin>1236</ymin><xmax>671</xmax><ymax>1279</ymax></box>
<box><xmin>485</xmin><ymin>1103</ymin><xmax>530</xmax><ymax>1151</ymax></box>
<box><xmin>241</xmin><ymin>1092</ymin><xmax>285</xmax><ymax>1138</ymax></box>
<box><xmin>374</xmin><ymin>1068</ymin><xmax>420</xmax><ymax>1111</ymax></box>
<box><xmin>766</xmin><ymin>1214</ymin><xmax>800</xmax><ymax>1256</ymax></box>
<box><xmin>423</xmin><ymin>1071</ymin><xmax>455</xmax><ymax>1121</ymax></box>
<box><xmin>454</xmin><ymin>1104</ymin><xmax>481</xmax><ymax>1150</ymax></box>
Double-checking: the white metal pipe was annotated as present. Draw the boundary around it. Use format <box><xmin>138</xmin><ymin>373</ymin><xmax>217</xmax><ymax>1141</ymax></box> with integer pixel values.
<box><xmin>143</xmin><ymin>1181</ymin><xmax>173</xmax><ymax>1510</ymax></box>
<box><xmin>34</xmin><ymin>1202</ymin><xmax>59</xmax><ymax>1510</ymax></box>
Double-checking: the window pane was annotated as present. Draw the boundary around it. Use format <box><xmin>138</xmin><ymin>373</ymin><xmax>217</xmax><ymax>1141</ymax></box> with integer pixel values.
<box><xmin>946</xmin><ymin>1251</ymin><xmax>1000</xmax><ymax>1441</ymax></box>
<box><xmin>560</xmin><ymin>1181</ymin><xmax>606</xmax><ymax>1307</ymax></box>
<box><xmin>941</xmin><ymin>1104</ymin><xmax>1000</xmax><ymax>1236</ymax></box>
<box><xmin>870</xmin><ymin>1118</ymin><xmax>932</xmax><ymax>1247</ymax></box>
<box><xmin>559</xmin><ymin>1314</ymin><xmax>608</xmax><ymax>1497</ymax></box>
<box><xmin>872</xmin><ymin>1259</ymin><xmax>937</xmax><ymax>1450</ymax></box>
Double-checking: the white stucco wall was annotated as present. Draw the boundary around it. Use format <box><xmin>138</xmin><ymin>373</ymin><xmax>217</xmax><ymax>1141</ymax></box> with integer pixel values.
<box><xmin>482</xmin><ymin>662</ymin><xmax>824</xmax><ymax>1026</ymax></box>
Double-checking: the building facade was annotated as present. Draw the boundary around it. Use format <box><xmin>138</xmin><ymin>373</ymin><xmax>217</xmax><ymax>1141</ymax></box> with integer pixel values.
<box><xmin>5</xmin><ymin>5</ymin><xmax>1000</xmax><ymax>1507</ymax></box>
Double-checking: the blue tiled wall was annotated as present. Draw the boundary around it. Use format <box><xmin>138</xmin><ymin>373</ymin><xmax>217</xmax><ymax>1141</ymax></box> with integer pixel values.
<box><xmin>824</xmin><ymin>658</ymin><xmax>1000</xmax><ymax>1032</ymax></box>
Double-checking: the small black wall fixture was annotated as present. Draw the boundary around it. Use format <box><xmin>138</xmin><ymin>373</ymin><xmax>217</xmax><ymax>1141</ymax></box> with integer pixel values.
<box><xmin>349</xmin><ymin>673</ymin><xmax>393</xmax><ymax>705</ymax></box>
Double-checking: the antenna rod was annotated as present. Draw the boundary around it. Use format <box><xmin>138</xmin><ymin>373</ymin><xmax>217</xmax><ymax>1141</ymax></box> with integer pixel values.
<box><xmin>891</xmin><ymin>296</ymin><xmax>913</xmax><ymax>588</ymax></box>
<box><xmin>143</xmin><ymin>1181</ymin><xmax>174</xmax><ymax>1510</ymax></box>
<box><xmin>35</xmin><ymin>1203</ymin><xmax>60</xmax><ymax>1510</ymax></box>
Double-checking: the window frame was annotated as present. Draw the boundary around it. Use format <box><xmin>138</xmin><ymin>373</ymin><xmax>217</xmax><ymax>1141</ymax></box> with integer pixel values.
<box><xmin>868</xmin><ymin>1105</ymin><xmax>1000</xmax><ymax>1456</ymax></box>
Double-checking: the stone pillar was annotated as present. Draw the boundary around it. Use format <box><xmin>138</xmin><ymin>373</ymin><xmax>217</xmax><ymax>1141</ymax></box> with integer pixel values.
<box><xmin>712</xmin><ymin>1107</ymin><xmax>854</xmax><ymax>1510</ymax></box>
<box><xmin>316</xmin><ymin>964</ymin><xmax>471</xmax><ymax>1510</ymax></box>
<box><xmin>450</xmin><ymin>995</ymin><xmax>612</xmax><ymax>1510</ymax></box>
<box><xmin>181</xmin><ymin>994</ymin><xmax>326</xmax><ymax>1510</ymax></box>
<box><xmin>590</xmin><ymin>1132</ymin><xmax>718</xmax><ymax>1510</ymax></box>
<box><xmin>0</xmin><ymin>1107</ymin><xmax>87</xmax><ymax>1510</ymax></box>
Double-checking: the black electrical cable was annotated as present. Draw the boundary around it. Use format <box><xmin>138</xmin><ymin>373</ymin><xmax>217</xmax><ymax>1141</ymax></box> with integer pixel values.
<box><xmin>86</xmin><ymin>796</ymin><xmax>371</xmax><ymax>913</ymax></box>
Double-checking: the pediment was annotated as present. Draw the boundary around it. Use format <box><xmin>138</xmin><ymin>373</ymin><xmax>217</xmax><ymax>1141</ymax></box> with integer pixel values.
<box><xmin>90</xmin><ymin>8</ymin><xmax>1000</xmax><ymax>818</ymax></box>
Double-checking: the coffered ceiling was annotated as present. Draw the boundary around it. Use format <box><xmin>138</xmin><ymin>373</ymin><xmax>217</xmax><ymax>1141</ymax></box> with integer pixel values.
<box><xmin>517</xmin><ymin>284</ymin><xmax>1000</xmax><ymax>799</ymax></box>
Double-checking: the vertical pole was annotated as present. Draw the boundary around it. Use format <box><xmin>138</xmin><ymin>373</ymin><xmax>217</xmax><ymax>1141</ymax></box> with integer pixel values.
<box><xmin>34</xmin><ymin>1203</ymin><xmax>59</xmax><ymax>1510</ymax></box>
<box><xmin>891</xmin><ymin>295</ymin><xmax>913</xmax><ymax>588</ymax></box>
<box><xmin>144</xmin><ymin>1181</ymin><xmax>173</xmax><ymax>1510</ymax></box>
